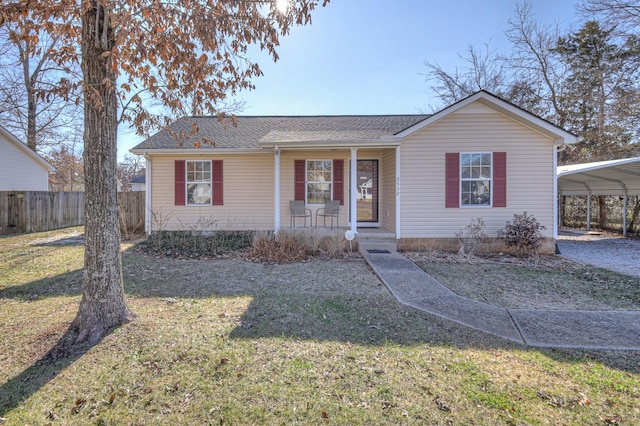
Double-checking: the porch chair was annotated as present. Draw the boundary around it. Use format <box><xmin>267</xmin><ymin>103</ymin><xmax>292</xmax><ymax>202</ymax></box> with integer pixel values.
<box><xmin>290</xmin><ymin>200</ymin><xmax>312</xmax><ymax>227</ymax></box>
<box><xmin>315</xmin><ymin>200</ymin><xmax>340</xmax><ymax>229</ymax></box>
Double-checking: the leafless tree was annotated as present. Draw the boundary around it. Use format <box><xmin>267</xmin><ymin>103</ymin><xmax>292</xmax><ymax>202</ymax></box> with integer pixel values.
<box><xmin>0</xmin><ymin>19</ymin><xmax>82</xmax><ymax>152</ymax></box>
<box><xmin>424</xmin><ymin>43</ymin><xmax>507</xmax><ymax>107</ymax></box>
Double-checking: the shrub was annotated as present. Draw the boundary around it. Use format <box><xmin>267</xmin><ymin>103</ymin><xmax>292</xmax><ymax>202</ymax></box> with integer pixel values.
<box><xmin>140</xmin><ymin>230</ymin><xmax>255</xmax><ymax>258</ymax></box>
<box><xmin>455</xmin><ymin>217</ymin><xmax>488</xmax><ymax>256</ymax></box>
<box><xmin>498</xmin><ymin>212</ymin><xmax>546</xmax><ymax>258</ymax></box>
<box><xmin>250</xmin><ymin>229</ymin><xmax>350</xmax><ymax>263</ymax></box>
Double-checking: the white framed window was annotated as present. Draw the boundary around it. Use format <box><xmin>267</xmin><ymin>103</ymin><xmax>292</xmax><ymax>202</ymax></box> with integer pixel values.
<box><xmin>460</xmin><ymin>153</ymin><xmax>492</xmax><ymax>206</ymax></box>
<box><xmin>306</xmin><ymin>160</ymin><xmax>332</xmax><ymax>205</ymax></box>
<box><xmin>186</xmin><ymin>160</ymin><xmax>212</xmax><ymax>205</ymax></box>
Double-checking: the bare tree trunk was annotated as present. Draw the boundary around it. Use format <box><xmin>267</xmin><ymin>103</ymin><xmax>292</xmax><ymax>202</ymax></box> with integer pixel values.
<box><xmin>71</xmin><ymin>0</ymin><xmax>130</xmax><ymax>344</ymax></box>
<box><xmin>598</xmin><ymin>195</ymin><xmax>608</xmax><ymax>230</ymax></box>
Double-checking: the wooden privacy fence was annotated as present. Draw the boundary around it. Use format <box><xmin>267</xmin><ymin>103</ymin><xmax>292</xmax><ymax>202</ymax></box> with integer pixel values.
<box><xmin>0</xmin><ymin>191</ymin><xmax>146</xmax><ymax>235</ymax></box>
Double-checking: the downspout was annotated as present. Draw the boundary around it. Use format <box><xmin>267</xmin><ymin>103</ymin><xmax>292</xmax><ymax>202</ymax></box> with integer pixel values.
<box><xmin>553</xmin><ymin>143</ymin><xmax>558</xmax><ymax>239</ymax></box>
<box><xmin>350</xmin><ymin>148</ymin><xmax>358</xmax><ymax>234</ymax></box>
<box><xmin>274</xmin><ymin>145</ymin><xmax>281</xmax><ymax>234</ymax></box>
<box><xmin>395</xmin><ymin>145</ymin><xmax>401</xmax><ymax>239</ymax></box>
<box><xmin>145</xmin><ymin>155</ymin><xmax>152</xmax><ymax>235</ymax></box>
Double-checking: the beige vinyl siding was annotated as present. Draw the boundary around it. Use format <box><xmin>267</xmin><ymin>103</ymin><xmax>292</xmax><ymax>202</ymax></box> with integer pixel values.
<box><xmin>280</xmin><ymin>150</ymin><xmax>350</xmax><ymax>228</ymax></box>
<box><xmin>0</xmin><ymin>134</ymin><xmax>49</xmax><ymax>190</ymax></box>
<box><xmin>400</xmin><ymin>105</ymin><xmax>555</xmax><ymax>239</ymax></box>
<box><xmin>380</xmin><ymin>149</ymin><xmax>397</xmax><ymax>232</ymax></box>
<box><xmin>150</xmin><ymin>153</ymin><xmax>274</xmax><ymax>231</ymax></box>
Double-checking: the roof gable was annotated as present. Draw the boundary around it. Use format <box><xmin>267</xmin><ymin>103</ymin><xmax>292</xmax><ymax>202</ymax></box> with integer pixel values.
<box><xmin>395</xmin><ymin>91</ymin><xmax>579</xmax><ymax>145</ymax></box>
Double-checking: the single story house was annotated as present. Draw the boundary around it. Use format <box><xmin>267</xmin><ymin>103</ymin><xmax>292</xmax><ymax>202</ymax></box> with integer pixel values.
<box><xmin>131</xmin><ymin>91</ymin><xmax>578</xmax><ymax>253</ymax></box>
<box><xmin>0</xmin><ymin>125</ymin><xmax>55</xmax><ymax>191</ymax></box>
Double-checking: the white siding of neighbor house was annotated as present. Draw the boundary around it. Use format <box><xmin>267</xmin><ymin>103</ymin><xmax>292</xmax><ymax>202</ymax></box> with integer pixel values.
<box><xmin>0</xmin><ymin>132</ymin><xmax>50</xmax><ymax>191</ymax></box>
<box><xmin>149</xmin><ymin>153</ymin><xmax>275</xmax><ymax>231</ymax></box>
<box><xmin>399</xmin><ymin>102</ymin><xmax>556</xmax><ymax>239</ymax></box>
<box><xmin>279</xmin><ymin>150</ymin><xmax>350</xmax><ymax>228</ymax></box>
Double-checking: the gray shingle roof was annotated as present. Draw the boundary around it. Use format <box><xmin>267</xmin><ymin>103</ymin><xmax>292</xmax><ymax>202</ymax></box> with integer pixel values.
<box><xmin>132</xmin><ymin>115</ymin><xmax>430</xmax><ymax>150</ymax></box>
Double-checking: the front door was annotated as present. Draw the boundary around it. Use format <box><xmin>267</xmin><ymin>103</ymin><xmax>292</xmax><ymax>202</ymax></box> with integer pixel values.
<box><xmin>357</xmin><ymin>159</ymin><xmax>379</xmax><ymax>226</ymax></box>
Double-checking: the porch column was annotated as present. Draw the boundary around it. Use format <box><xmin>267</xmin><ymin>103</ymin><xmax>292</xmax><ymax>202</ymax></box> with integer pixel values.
<box><xmin>274</xmin><ymin>145</ymin><xmax>281</xmax><ymax>233</ymax></box>
<box><xmin>395</xmin><ymin>146</ymin><xmax>401</xmax><ymax>239</ymax></box>
<box><xmin>350</xmin><ymin>148</ymin><xmax>358</xmax><ymax>234</ymax></box>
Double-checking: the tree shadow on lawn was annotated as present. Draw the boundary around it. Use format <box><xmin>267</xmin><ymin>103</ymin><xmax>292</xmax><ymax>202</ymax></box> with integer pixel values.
<box><xmin>1</xmin><ymin>252</ymin><xmax>639</xmax><ymax>414</ymax></box>
<box><xmin>0</xmin><ymin>327</ymin><xmax>101</xmax><ymax>415</ymax></box>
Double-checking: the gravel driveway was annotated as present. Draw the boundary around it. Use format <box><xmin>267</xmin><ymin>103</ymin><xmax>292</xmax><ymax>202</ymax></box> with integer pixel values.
<box><xmin>557</xmin><ymin>230</ymin><xmax>640</xmax><ymax>278</ymax></box>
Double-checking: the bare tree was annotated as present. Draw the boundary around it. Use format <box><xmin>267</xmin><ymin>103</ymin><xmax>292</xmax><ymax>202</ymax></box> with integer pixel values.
<box><xmin>579</xmin><ymin>0</ymin><xmax>640</xmax><ymax>35</ymax></box>
<box><xmin>424</xmin><ymin>43</ymin><xmax>507</xmax><ymax>107</ymax></box>
<box><xmin>46</xmin><ymin>142</ymin><xmax>84</xmax><ymax>191</ymax></box>
<box><xmin>117</xmin><ymin>153</ymin><xmax>145</xmax><ymax>192</ymax></box>
<box><xmin>504</xmin><ymin>0</ymin><xmax>570</xmax><ymax>126</ymax></box>
<box><xmin>0</xmin><ymin>18</ymin><xmax>82</xmax><ymax>152</ymax></box>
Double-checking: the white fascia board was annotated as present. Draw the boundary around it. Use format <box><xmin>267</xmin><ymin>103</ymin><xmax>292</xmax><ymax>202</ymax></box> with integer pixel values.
<box><xmin>129</xmin><ymin>148</ymin><xmax>270</xmax><ymax>156</ymax></box>
<box><xmin>395</xmin><ymin>91</ymin><xmax>578</xmax><ymax>145</ymax></box>
<box><xmin>259</xmin><ymin>138</ymin><xmax>401</xmax><ymax>149</ymax></box>
<box><xmin>557</xmin><ymin>157</ymin><xmax>640</xmax><ymax>176</ymax></box>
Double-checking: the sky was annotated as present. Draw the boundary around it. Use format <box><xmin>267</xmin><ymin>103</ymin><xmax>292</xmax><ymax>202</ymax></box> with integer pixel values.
<box><xmin>119</xmin><ymin>0</ymin><xmax>580</xmax><ymax>159</ymax></box>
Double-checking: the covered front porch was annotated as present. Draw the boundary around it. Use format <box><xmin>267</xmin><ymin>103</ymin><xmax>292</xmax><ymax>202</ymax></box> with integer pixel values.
<box><xmin>266</xmin><ymin>143</ymin><xmax>401</xmax><ymax>238</ymax></box>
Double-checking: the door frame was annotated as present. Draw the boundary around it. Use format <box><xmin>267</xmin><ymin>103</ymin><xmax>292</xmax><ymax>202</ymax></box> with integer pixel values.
<box><xmin>355</xmin><ymin>158</ymin><xmax>380</xmax><ymax>228</ymax></box>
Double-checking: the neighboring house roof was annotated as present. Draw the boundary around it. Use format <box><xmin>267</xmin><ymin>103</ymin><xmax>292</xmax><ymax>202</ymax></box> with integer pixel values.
<box><xmin>130</xmin><ymin>175</ymin><xmax>146</xmax><ymax>184</ymax></box>
<box><xmin>131</xmin><ymin>115</ymin><xmax>430</xmax><ymax>152</ymax></box>
<box><xmin>0</xmin><ymin>125</ymin><xmax>56</xmax><ymax>172</ymax></box>
<box><xmin>557</xmin><ymin>157</ymin><xmax>640</xmax><ymax>196</ymax></box>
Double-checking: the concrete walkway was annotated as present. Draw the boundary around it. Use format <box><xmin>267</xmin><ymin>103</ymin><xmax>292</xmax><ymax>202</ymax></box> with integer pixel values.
<box><xmin>360</xmin><ymin>242</ymin><xmax>640</xmax><ymax>350</ymax></box>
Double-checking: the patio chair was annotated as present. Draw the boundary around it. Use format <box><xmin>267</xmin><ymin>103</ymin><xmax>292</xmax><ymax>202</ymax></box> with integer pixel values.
<box><xmin>315</xmin><ymin>200</ymin><xmax>340</xmax><ymax>229</ymax></box>
<box><xmin>290</xmin><ymin>200</ymin><xmax>312</xmax><ymax>227</ymax></box>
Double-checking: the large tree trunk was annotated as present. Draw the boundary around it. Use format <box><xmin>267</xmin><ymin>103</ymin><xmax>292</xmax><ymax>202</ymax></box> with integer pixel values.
<box><xmin>598</xmin><ymin>195</ymin><xmax>608</xmax><ymax>230</ymax></box>
<box><xmin>71</xmin><ymin>0</ymin><xmax>130</xmax><ymax>344</ymax></box>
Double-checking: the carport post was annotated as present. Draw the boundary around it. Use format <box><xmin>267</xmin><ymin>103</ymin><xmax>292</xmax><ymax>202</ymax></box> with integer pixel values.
<box><xmin>586</xmin><ymin>192</ymin><xmax>591</xmax><ymax>232</ymax></box>
<box><xmin>623</xmin><ymin>193</ymin><xmax>628</xmax><ymax>236</ymax></box>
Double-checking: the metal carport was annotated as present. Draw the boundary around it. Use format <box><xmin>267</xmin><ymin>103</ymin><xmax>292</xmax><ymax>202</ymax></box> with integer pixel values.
<box><xmin>557</xmin><ymin>157</ymin><xmax>640</xmax><ymax>235</ymax></box>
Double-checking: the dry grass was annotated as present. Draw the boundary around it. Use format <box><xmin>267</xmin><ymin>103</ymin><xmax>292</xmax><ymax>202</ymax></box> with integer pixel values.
<box><xmin>1</xmin><ymin>228</ymin><xmax>639</xmax><ymax>425</ymax></box>
<box><xmin>409</xmin><ymin>250</ymin><xmax>640</xmax><ymax>311</ymax></box>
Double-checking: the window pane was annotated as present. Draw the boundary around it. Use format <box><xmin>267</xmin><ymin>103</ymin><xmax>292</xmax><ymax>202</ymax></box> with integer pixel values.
<box><xmin>188</xmin><ymin>183</ymin><xmax>211</xmax><ymax>204</ymax></box>
<box><xmin>461</xmin><ymin>154</ymin><xmax>471</xmax><ymax>167</ymax></box>
<box><xmin>461</xmin><ymin>166</ymin><xmax>471</xmax><ymax>179</ymax></box>
<box><xmin>307</xmin><ymin>183</ymin><xmax>331</xmax><ymax>204</ymax></box>
<box><xmin>480</xmin><ymin>166</ymin><xmax>491</xmax><ymax>178</ymax></box>
<box><xmin>471</xmin><ymin>154</ymin><xmax>481</xmax><ymax>166</ymax></box>
<box><xmin>186</xmin><ymin>161</ymin><xmax>212</xmax><ymax>205</ymax></box>
<box><xmin>481</xmin><ymin>153</ymin><xmax>491</xmax><ymax>165</ymax></box>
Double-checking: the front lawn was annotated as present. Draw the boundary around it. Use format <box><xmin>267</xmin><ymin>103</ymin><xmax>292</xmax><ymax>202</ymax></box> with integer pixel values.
<box><xmin>1</xmin><ymin>228</ymin><xmax>638</xmax><ymax>425</ymax></box>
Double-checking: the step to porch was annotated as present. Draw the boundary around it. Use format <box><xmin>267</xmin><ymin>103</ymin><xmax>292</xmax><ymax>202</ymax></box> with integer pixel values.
<box><xmin>357</xmin><ymin>228</ymin><xmax>397</xmax><ymax>252</ymax></box>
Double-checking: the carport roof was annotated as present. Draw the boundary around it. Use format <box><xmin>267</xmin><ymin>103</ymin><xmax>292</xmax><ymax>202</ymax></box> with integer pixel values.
<box><xmin>557</xmin><ymin>157</ymin><xmax>640</xmax><ymax>196</ymax></box>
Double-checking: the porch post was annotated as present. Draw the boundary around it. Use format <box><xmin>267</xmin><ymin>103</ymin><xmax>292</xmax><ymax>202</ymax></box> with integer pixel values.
<box><xmin>274</xmin><ymin>145</ymin><xmax>281</xmax><ymax>233</ymax></box>
<box><xmin>350</xmin><ymin>148</ymin><xmax>358</xmax><ymax>234</ymax></box>
<box><xmin>395</xmin><ymin>146</ymin><xmax>401</xmax><ymax>239</ymax></box>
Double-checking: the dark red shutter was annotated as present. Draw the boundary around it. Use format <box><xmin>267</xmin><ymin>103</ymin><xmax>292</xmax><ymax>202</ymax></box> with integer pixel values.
<box><xmin>294</xmin><ymin>160</ymin><xmax>305</xmax><ymax>201</ymax></box>
<box><xmin>445</xmin><ymin>153</ymin><xmax>460</xmax><ymax>208</ymax></box>
<box><xmin>493</xmin><ymin>152</ymin><xmax>507</xmax><ymax>207</ymax></box>
<box><xmin>333</xmin><ymin>159</ymin><xmax>344</xmax><ymax>205</ymax></box>
<box><xmin>212</xmin><ymin>160</ymin><xmax>223</xmax><ymax>205</ymax></box>
<box><xmin>175</xmin><ymin>160</ymin><xmax>185</xmax><ymax>206</ymax></box>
